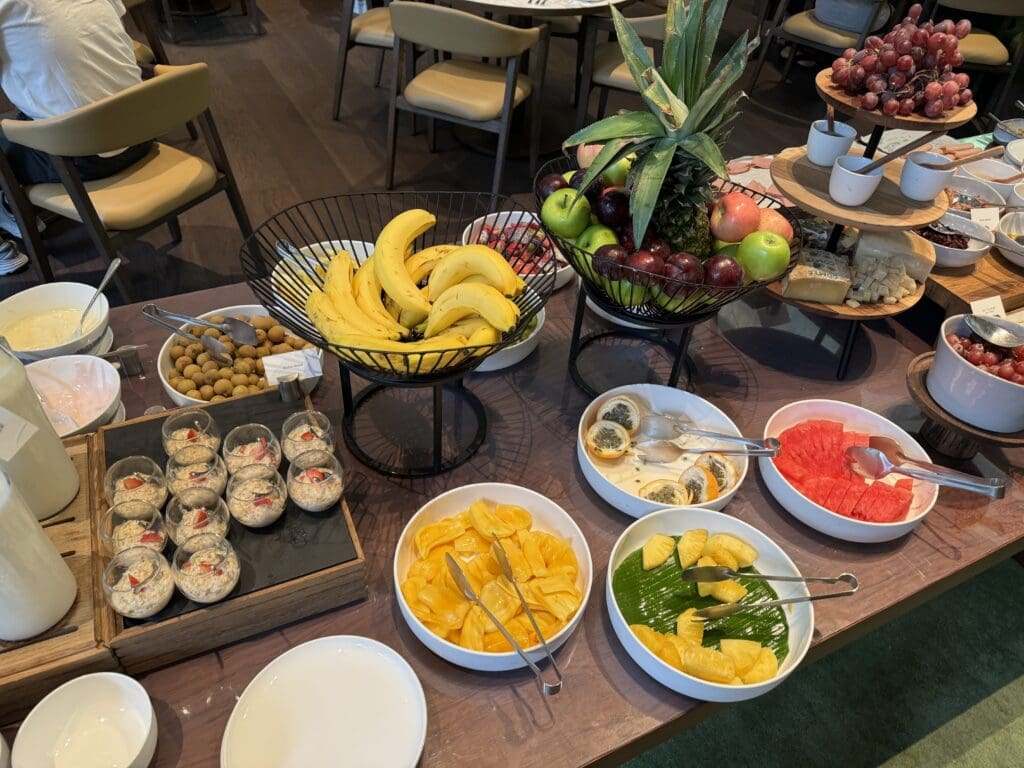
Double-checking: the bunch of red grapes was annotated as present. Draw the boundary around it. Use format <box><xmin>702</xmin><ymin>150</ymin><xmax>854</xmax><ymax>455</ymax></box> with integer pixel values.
<box><xmin>830</xmin><ymin>3</ymin><xmax>973</xmax><ymax>119</ymax></box>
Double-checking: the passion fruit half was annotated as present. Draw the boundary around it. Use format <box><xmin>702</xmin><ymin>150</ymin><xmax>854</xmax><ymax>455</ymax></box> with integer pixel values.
<box><xmin>679</xmin><ymin>465</ymin><xmax>720</xmax><ymax>504</ymax></box>
<box><xmin>596</xmin><ymin>395</ymin><xmax>641</xmax><ymax>435</ymax></box>
<box><xmin>638</xmin><ymin>479</ymin><xmax>691</xmax><ymax>505</ymax></box>
<box><xmin>696</xmin><ymin>452</ymin><xmax>738</xmax><ymax>495</ymax></box>
<box><xmin>585</xmin><ymin>419</ymin><xmax>630</xmax><ymax>460</ymax></box>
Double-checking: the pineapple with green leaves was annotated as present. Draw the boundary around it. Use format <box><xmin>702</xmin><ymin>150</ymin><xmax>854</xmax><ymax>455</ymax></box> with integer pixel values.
<box><xmin>564</xmin><ymin>0</ymin><xmax>756</xmax><ymax>259</ymax></box>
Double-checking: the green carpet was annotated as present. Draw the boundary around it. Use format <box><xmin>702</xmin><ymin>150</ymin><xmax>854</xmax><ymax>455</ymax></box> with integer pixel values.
<box><xmin>626</xmin><ymin>559</ymin><xmax>1024</xmax><ymax>768</ymax></box>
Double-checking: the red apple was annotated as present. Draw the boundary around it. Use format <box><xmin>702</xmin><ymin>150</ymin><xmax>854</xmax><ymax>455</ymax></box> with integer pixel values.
<box><xmin>664</xmin><ymin>251</ymin><xmax>703</xmax><ymax>283</ymax></box>
<box><xmin>535</xmin><ymin>173</ymin><xmax>569</xmax><ymax>203</ymax></box>
<box><xmin>758</xmin><ymin>208</ymin><xmax>794</xmax><ymax>242</ymax></box>
<box><xmin>703</xmin><ymin>253</ymin><xmax>744</xmax><ymax>287</ymax></box>
<box><xmin>625</xmin><ymin>249</ymin><xmax>665</xmax><ymax>276</ymax></box>
<box><xmin>710</xmin><ymin>192</ymin><xmax>761</xmax><ymax>242</ymax></box>
<box><xmin>647</xmin><ymin>238</ymin><xmax>672</xmax><ymax>260</ymax></box>
<box><xmin>594</xmin><ymin>244</ymin><xmax>629</xmax><ymax>279</ymax></box>
<box><xmin>576</xmin><ymin>143</ymin><xmax>603</xmax><ymax>169</ymax></box>
<box><xmin>596</xmin><ymin>189</ymin><xmax>630</xmax><ymax>227</ymax></box>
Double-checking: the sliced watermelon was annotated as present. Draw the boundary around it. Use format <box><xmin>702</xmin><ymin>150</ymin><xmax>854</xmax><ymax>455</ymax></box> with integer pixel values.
<box><xmin>823</xmin><ymin>478</ymin><xmax>850</xmax><ymax>511</ymax></box>
<box><xmin>853</xmin><ymin>482</ymin><xmax>912</xmax><ymax>523</ymax></box>
<box><xmin>773</xmin><ymin>453</ymin><xmax>811</xmax><ymax>484</ymax></box>
<box><xmin>836</xmin><ymin>480</ymin><xmax>869</xmax><ymax>519</ymax></box>
<box><xmin>895</xmin><ymin>478</ymin><xmax>914</xmax><ymax>491</ymax></box>
<box><xmin>801</xmin><ymin>477</ymin><xmax>834</xmax><ymax>507</ymax></box>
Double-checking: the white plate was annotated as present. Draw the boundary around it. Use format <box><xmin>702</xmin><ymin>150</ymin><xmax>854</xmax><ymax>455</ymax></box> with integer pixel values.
<box><xmin>221</xmin><ymin>636</ymin><xmax>427</xmax><ymax>768</ymax></box>
<box><xmin>270</xmin><ymin>239</ymin><xmax>375</xmax><ymax>318</ymax></box>
<box><xmin>84</xmin><ymin>326</ymin><xmax>114</xmax><ymax>356</ymax></box>
<box><xmin>474</xmin><ymin>308</ymin><xmax>544</xmax><ymax>372</ymax></box>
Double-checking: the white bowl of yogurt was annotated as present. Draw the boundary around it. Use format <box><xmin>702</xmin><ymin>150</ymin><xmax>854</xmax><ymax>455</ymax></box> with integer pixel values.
<box><xmin>26</xmin><ymin>355</ymin><xmax>121</xmax><ymax>437</ymax></box>
<box><xmin>0</xmin><ymin>282</ymin><xmax>109</xmax><ymax>361</ymax></box>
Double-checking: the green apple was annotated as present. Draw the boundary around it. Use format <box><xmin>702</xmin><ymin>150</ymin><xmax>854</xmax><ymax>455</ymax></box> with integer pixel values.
<box><xmin>575</xmin><ymin>224</ymin><xmax>619</xmax><ymax>255</ymax></box>
<box><xmin>562</xmin><ymin>170</ymin><xmax>576</xmax><ymax>183</ymax></box>
<box><xmin>736</xmin><ymin>231</ymin><xmax>791</xmax><ymax>281</ymax></box>
<box><xmin>540</xmin><ymin>188</ymin><xmax>591</xmax><ymax>239</ymax></box>
<box><xmin>652</xmin><ymin>284</ymin><xmax>705</xmax><ymax>313</ymax></box>
<box><xmin>601</xmin><ymin>155</ymin><xmax>632</xmax><ymax>187</ymax></box>
<box><xmin>712</xmin><ymin>239</ymin><xmax>740</xmax><ymax>258</ymax></box>
<box><xmin>606</xmin><ymin>278</ymin><xmax>648</xmax><ymax>306</ymax></box>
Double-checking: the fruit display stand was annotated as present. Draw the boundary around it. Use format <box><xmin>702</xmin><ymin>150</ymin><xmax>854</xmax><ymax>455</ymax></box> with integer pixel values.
<box><xmin>240</xmin><ymin>193</ymin><xmax>555</xmax><ymax>477</ymax></box>
<box><xmin>906</xmin><ymin>352</ymin><xmax>1024</xmax><ymax>459</ymax></box>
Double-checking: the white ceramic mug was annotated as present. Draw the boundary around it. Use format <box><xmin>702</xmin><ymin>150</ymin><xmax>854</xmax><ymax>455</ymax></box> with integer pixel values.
<box><xmin>900</xmin><ymin>151</ymin><xmax>954</xmax><ymax>202</ymax></box>
<box><xmin>829</xmin><ymin>155</ymin><xmax>883</xmax><ymax>206</ymax></box>
<box><xmin>806</xmin><ymin>119</ymin><xmax>857</xmax><ymax>166</ymax></box>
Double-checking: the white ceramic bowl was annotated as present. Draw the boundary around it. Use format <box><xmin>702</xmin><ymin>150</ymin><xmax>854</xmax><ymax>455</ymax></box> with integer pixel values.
<box><xmin>12</xmin><ymin>672</ymin><xmax>156</xmax><ymax>768</ymax></box>
<box><xmin>606</xmin><ymin>506</ymin><xmax>813</xmax><ymax>702</ymax></box>
<box><xmin>157</xmin><ymin>304</ymin><xmax>324</xmax><ymax>407</ymax></box>
<box><xmin>900</xmin><ymin>151</ymin><xmax>954</xmax><ymax>202</ymax></box>
<box><xmin>577</xmin><ymin>384</ymin><xmax>749</xmax><ymax>517</ymax></box>
<box><xmin>394</xmin><ymin>482</ymin><xmax>593</xmax><ymax>672</ymax></box>
<box><xmin>1005</xmin><ymin>140</ymin><xmax>1024</xmax><ymax>168</ymax></box>
<box><xmin>26</xmin><ymin>355</ymin><xmax>121</xmax><ymax>438</ymax></box>
<box><xmin>270</xmin><ymin>239</ymin><xmax>374</xmax><ymax>317</ymax></box>
<box><xmin>943</xmin><ymin>175</ymin><xmax>1005</xmax><ymax>218</ymax></box>
<box><xmin>1</xmin><ymin>732</ymin><xmax>8</xmax><ymax>768</ymax></box>
<box><xmin>1009</xmin><ymin>183</ymin><xmax>1024</xmax><ymax>208</ymax></box>
<box><xmin>829</xmin><ymin>155</ymin><xmax>883</xmax><ymax>206</ymax></box>
<box><xmin>914</xmin><ymin>213</ymin><xmax>990</xmax><ymax>269</ymax></box>
<box><xmin>995</xmin><ymin>212</ymin><xmax>1024</xmax><ymax>268</ymax></box>
<box><xmin>805</xmin><ymin>119</ymin><xmax>856</xmax><ymax>167</ymax></box>
<box><xmin>474</xmin><ymin>308</ymin><xmax>544</xmax><ymax>372</ymax></box>
<box><xmin>959</xmin><ymin>158</ymin><xmax>1020</xmax><ymax>198</ymax></box>
<box><xmin>759</xmin><ymin>399</ymin><xmax>939</xmax><ymax>543</ymax></box>
<box><xmin>461</xmin><ymin>211</ymin><xmax>573</xmax><ymax>290</ymax></box>
<box><xmin>928</xmin><ymin>315</ymin><xmax>1024</xmax><ymax>434</ymax></box>
<box><xmin>0</xmin><ymin>282</ymin><xmax>109</xmax><ymax>362</ymax></box>
<box><xmin>993</xmin><ymin>118</ymin><xmax>1024</xmax><ymax>146</ymax></box>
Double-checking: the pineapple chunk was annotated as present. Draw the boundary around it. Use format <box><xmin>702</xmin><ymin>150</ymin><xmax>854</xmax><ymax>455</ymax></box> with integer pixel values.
<box><xmin>663</xmin><ymin>633</ymin><xmax>695</xmax><ymax>663</ymax></box>
<box><xmin>683</xmin><ymin>645</ymin><xmax>735</xmax><ymax>684</ymax></box>
<box><xmin>719</xmin><ymin>639</ymin><xmax>762</xmax><ymax>676</ymax></box>
<box><xmin>730</xmin><ymin>677</ymin><xmax>744</xmax><ymax>686</ymax></box>
<box><xmin>642</xmin><ymin>534</ymin><xmax>676</xmax><ymax>570</ymax></box>
<box><xmin>676</xmin><ymin>529</ymin><xmax>707</xmax><ymax>569</ymax></box>
<box><xmin>630</xmin><ymin>624</ymin><xmax>665</xmax><ymax>656</ymax></box>
<box><xmin>703</xmin><ymin>533</ymin><xmax>757</xmax><ymax>568</ymax></box>
<box><xmin>655</xmin><ymin>634</ymin><xmax>683</xmax><ymax>670</ymax></box>
<box><xmin>674</xmin><ymin>608</ymin><xmax>704</xmax><ymax>647</ymax></box>
<box><xmin>705</xmin><ymin>545</ymin><xmax>738</xmax><ymax>571</ymax></box>
<box><xmin>741</xmin><ymin>647</ymin><xmax>779</xmax><ymax>684</ymax></box>
<box><xmin>695</xmin><ymin>556</ymin><xmax>718</xmax><ymax>597</ymax></box>
<box><xmin>710</xmin><ymin>579</ymin><xmax>748</xmax><ymax>604</ymax></box>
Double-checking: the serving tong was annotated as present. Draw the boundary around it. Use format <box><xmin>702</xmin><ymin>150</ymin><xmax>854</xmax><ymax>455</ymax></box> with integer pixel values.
<box><xmin>679</xmin><ymin>566</ymin><xmax>859</xmax><ymax>621</ymax></box>
<box><xmin>634</xmin><ymin>412</ymin><xmax>781</xmax><ymax>463</ymax></box>
<box><xmin>142</xmin><ymin>304</ymin><xmax>257</xmax><ymax>366</ymax></box>
<box><xmin>445</xmin><ymin>544</ymin><xmax>564</xmax><ymax>695</ymax></box>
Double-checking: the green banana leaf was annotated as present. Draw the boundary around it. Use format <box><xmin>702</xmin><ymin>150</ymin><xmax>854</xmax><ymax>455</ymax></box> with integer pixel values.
<box><xmin>629</xmin><ymin>136</ymin><xmax>676</xmax><ymax>247</ymax></box>
<box><xmin>563</xmin><ymin>111</ymin><xmax>665</xmax><ymax>150</ymax></box>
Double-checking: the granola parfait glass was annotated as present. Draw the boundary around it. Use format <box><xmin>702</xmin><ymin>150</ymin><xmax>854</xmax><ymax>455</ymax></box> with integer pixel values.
<box><xmin>161</xmin><ymin>408</ymin><xmax>222</xmax><ymax>458</ymax></box>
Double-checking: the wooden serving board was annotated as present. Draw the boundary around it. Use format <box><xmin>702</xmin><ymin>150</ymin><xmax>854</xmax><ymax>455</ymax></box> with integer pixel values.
<box><xmin>770</xmin><ymin>146</ymin><xmax>948</xmax><ymax>231</ymax></box>
<box><xmin>814</xmin><ymin>68</ymin><xmax>977</xmax><ymax>131</ymax></box>
<box><xmin>767</xmin><ymin>280</ymin><xmax>926</xmax><ymax>320</ymax></box>
<box><xmin>92</xmin><ymin>391</ymin><xmax>368</xmax><ymax>673</ymax></box>
<box><xmin>0</xmin><ymin>436</ymin><xmax>118</xmax><ymax>725</ymax></box>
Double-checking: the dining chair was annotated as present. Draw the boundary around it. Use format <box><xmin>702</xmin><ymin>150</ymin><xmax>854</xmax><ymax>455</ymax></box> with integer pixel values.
<box><xmin>332</xmin><ymin>0</ymin><xmax>395</xmax><ymax>120</ymax></box>
<box><xmin>575</xmin><ymin>13</ymin><xmax>666</xmax><ymax>130</ymax></box>
<box><xmin>0</xmin><ymin>63</ymin><xmax>252</xmax><ymax>300</ymax></box>
<box><xmin>385</xmin><ymin>1</ymin><xmax>549</xmax><ymax>196</ymax></box>
<box><xmin>923</xmin><ymin>0</ymin><xmax>1024</xmax><ymax>117</ymax></box>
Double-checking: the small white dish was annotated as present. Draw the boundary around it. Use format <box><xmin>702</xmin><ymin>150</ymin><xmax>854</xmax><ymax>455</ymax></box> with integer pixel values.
<box><xmin>959</xmin><ymin>158</ymin><xmax>1020</xmax><ymax>198</ymax></box>
<box><xmin>474</xmin><ymin>308</ymin><xmax>544</xmax><ymax>372</ymax></box>
<box><xmin>900</xmin><ymin>151</ymin><xmax>954</xmax><ymax>202</ymax></box>
<box><xmin>606</xmin><ymin>506</ymin><xmax>813</xmax><ymax>702</ymax></box>
<box><xmin>1005</xmin><ymin>139</ymin><xmax>1024</xmax><ymax>168</ymax></box>
<box><xmin>83</xmin><ymin>326</ymin><xmax>115</xmax><ymax>356</ymax></box>
<box><xmin>805</xmin><ymin>119</ymin><xmax>856</xmax><ymax>167</ymax></box>
<box><xmin>759</xmin><ymin>399</ymin><xmax>938</xmax><ymax>543</ymax></box>
<box><xmin>108</xmin><ymin>401</ymin><xmax>127</xmax><ymax>426</ymax></box>
<box><xmin>461</xmin><ymin>210</ymin><xmax>570</xmax><ymax>290</ymax></box>
<box><xmin>993</xmin><ymin>118</ymin><xmax>1024</xmax><ymax>146</ymax></box>
<box><xmin>394</xmin><ymin>482</ymin><xmax>593</xmax><ymax>672</ymax></box>
<box><xmin>26</xmin><ymin>355</ymin><xmax>121</xmax><ymax>438</ymax></box>
<box><xmin>1009</xmin><ymin>183</ymin><xmax>1024</xmax><ymax>208</ymax></box>
<box><xmin>12</xmin><ymin>672</ymin><xmax>156</xmax><ymax>768</ymax></box>
<box><xmin>270</xmin><ymin>239</ymin><xmax>374</xmax><ymax>317</ymax></box>
<box><xmin>221</xmin><ymin>636</ymin><xmax>427</xmax><ymax>768</ymax></box>
<box><xmin>577</xmin><ymin>384</ymin><xmax>748</xmax><ymax>517</ymax></box>
<box><xmin>943</xmin><ymin>176</ymin><xmax>1005</xmax><ymax>218</ymax></box>
<box><xmin>829</xmin><ymin>155</ymin><xmax>883</xmax><ymax>206</ymax></box>
<box><xmin>582</xmin><ymin>280</ymin><xmax>660</xmax><ymax>329</ymax></box>
<box><xmin>914</xmin><ymin>213</ymin><xmax>990</xmax><ymax>269</ymax></box>
<box><xmin>995</xmin><ymin>212</ymin><xmax>1024</xmax><ymax>268</ymax></box>
<box><xmin>0</xmin><ymin>282</ymin><xmax>109</xmax><ymax>362</ymax></box>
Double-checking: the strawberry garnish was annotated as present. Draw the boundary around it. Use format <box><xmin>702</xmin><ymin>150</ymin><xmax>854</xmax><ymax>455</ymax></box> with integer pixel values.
<box><xmin>128</xmin><ymin>575</ymin><xmax>140</xmax><ymax>587</ymax></box>
<box><xmin>188</xmin><ymin>470</ymin><xmax>208</xmax><ymax>481</ymax></box>
<box><xmin>140</xmin><ymin>531</ymin><xmax>163</xmax><ymax>544</ymax></box>
<box><xmin>213</xmin><ymin>568</ymin><xmax>224</xmax><ymax>577</ymax></box>
<box><xmin>193</xmin><ymin>510</ymin><xmax>209</xmax><ymax>528</ymax></box>
<box><xmin>253</xmin><ymin>496</ymin><xmax>273</xmax><ymax>507</ymax></box>
<box><xmin>300</xmin><ymin>430</ymin><xmax>315</xmax><ymax>441</ymax></box>
<box><xmin>198</xmin><ymin>562</ymin><xmax>213</xmax><ymax>574</ymax></box>
<box><xmin>122</xmin><ymin>476</ymin><xmax>144</xmax><ymax>490</ymax></box>
<box><xmin>305</xmin><ymin>468</ymin><xmax>327</xmax><ymax>483</ymax></box>
<box><xmin>186</xmin><ymin>428</ymin><xmax>198</xmax><ymax>441</ymax></box>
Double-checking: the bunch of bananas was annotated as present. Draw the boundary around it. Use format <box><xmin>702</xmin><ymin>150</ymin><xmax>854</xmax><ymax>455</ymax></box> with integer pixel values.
<box><xmin>306</xmin><ymin>209</ymin><xmax>525</xmax><ymax>373</ymax></box>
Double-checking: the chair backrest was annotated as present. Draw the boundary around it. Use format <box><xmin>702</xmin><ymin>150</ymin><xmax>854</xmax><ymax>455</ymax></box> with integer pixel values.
<box><xmin>389</xmin><ymin>1</ymin><xmax>539</xmax><ymax>59</ymax></box>
<box><xmin>629</xmin><ymin>14</ymin><xmax>667</xmax><ymax>41</ymax></box>
<box><xmin>938</xmin><ymin>0</ymin><xmax>1022</xmax><ymax>15</ymax></box>
<box><xmin>1</xmin><ymin>63</ymin><xmax>209</xmax><ymax>157</ymax></box>
<box><xmin>122</xmin><ymin>0</ymin><xmax>145</xmax><ymax>8</ymax></box>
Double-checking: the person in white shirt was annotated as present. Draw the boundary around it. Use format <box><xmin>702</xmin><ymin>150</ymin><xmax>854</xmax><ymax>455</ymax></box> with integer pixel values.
<box><xmin>0</xmin><ymin>0</ymin><xmax>150</xmax><ymax>240</ymax></box>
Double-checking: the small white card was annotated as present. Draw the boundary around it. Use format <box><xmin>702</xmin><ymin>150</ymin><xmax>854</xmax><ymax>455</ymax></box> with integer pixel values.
<box><xmin>970</xmin><ymin>207</ymin><xmax>1000</xmax><ymax>232</ymax></box>
<box><xmin>262</xmin><ymin>348</ymin><xmax>323</xmax><ymax>387</ymax></box>
<box><xmin>0</xmin><ymin>406</ymin><xmax>39</xmax><ymax>462</ymax></box>
<box><xmin>970</xmin><ymin>295</ymin><xmax>1007</xmax><ymax>319</ymax></box>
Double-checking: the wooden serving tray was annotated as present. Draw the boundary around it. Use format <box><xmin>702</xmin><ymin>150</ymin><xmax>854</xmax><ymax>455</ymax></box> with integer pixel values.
<box><xmin>0</xmin><ymin>436</ymin><xmax>118</xmax><ymax>724</ymax></box>
<box><xmin>92</xmin><ymin>391</ymin><xmax>368</xmax><ymax>673</ymax></box>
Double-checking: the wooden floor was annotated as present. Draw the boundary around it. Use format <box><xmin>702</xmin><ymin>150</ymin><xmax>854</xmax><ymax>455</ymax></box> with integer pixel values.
<box><xmin>0</xmin><ymin>0</ymin><xmax>820</xmax><ymax>304</ymax></box>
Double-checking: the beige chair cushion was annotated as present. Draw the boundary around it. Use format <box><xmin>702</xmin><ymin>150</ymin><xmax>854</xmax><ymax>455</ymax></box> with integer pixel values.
<box><xmin>403</xmin><ymin>60</ymin><xmax>531</xmax><ymax>121</ymax></box>
<box><xmin>592</xmin><ymin>42</ymin><xmax>652</xmax><ymax>91</ymax></box>
<box><xmin>549</xmin><ymin>15</ymin><xmax>581</xmax><ymax>35</ymax></box>
<box><xmin>26</xmin><ymin>143</ymin><xmax>217</xmax><ymax>231</ymax></box>
<box><xmin>959</xmin><ymin>30</ymin><xmax>1009</xmax><ymax>66</ymax></box>
<box><xmin>782</xmin><ymin>11</ymin><xmax>860</xmax><ymax>50</ymax></box>
<box><xmin>351</xmin><ymin>7</ymin><xmax>393</xmax><ymax>48</ymax></box>
<box><xmin>133</xmin><ymin>39</ymin><xmax>155</xmax><ymax>65</ymax></box>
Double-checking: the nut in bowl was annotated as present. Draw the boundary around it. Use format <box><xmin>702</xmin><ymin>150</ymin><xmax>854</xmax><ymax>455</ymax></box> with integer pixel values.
<box><xmin>606</xmin><ymin>507</ymin><xmax>813</xmax><ymax>702</ymax></box>
<box><xmin>577</xmin><ymin>384</ymin><xmax>748</xmax><ymax>518</ymax></box>
<box><xmin>394</xmin><ymin>483</ymin><xmax>592</xmax><ymax>672</ymax></box>
<box><xmin>912</xmin><ymin>213</ymin><xmax>990</xmax><ymax>269</ymax></box>
<box><xmin>760</xmin><ymin>399</ymin><xmax>939</xmax><ymax>543</ymax></box>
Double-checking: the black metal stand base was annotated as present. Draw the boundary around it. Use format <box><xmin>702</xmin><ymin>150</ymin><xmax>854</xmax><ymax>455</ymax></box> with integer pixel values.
<box><xmin>567</xmin><ymin>283</ymin><xmax>698</xmax><ymax>398</ymax></box>
<box><xmin>339</xmin><ymin>367</ymin><xmax>487</xmax><ymax>477</ymax></box>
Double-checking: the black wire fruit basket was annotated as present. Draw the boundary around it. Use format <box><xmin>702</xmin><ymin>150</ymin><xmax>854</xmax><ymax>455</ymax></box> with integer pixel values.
<box><xmin>239</xmin><ymin>192</ymin><xmax>556</xmax><ymax>387</ymax></box>
<box><xmin>533</xmin><ymin>157</ymin><xmax>803</xmax><ymax>328</ymax></box>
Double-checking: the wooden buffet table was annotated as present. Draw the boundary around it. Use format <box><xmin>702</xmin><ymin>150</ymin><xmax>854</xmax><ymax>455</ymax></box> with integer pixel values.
<box><xmin>7</xmin><ymin>280</ymin><xmax>1023</xmax><ymax>766</ymax></box>
<box><xmin>925</xmin><ymin>248</ymin><xmax>1024</xmax><ymax>317</ymax></box>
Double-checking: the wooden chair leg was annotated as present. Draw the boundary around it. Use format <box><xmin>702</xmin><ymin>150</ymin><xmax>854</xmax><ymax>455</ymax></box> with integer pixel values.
<box><xmin>167</xmin><ymin>215</ymin><xmax>182</xmax><ymax>244</ymax></box>
<box><xmin>492</xmin><ymin>118</ymin><xmax>510</xmax><ymax>197</ymax></box>
<box><xmin>185</xmin><ymin>120</ymin><xmax>199</xmax><ymax>141</ymax></box>
<box><xmin>779</xmin><ymin>42</ymin><xmax>797</xmax><ymax>82</ymax></box>
<box><xmin>0</xmin><ymin>152</ymin><xmax>53</xmax><ymax>284</ymax></box>
<box><xmin>427</xmin><ymin>118</ymin><xmax>436</xmax><ymax>153</ymax></box>
<box><xmin>596</xmin><ymin>87</ymin><xmax>609</xmax><ymax>120</ymax></box>
<box><xmin>385</xmin><ymin>41</ymin><xmax>403</xmax><ymax>190</ymax></box>
<box><xmin>332</xmin><ymin>0</ymin><xmax>357</xmax><ymax>120</ymax></box>
<box><xmin>529</xmin><ymin>26</ymin><xmax>550</xmax><ymax>176</ymax></box>
<box><xmin>749</xmin><ymin>0</ymin><xmax>786</xmax><ymax>92</ymax></box>
<box><xmin>374</xmin><ymin>48</ymin><xmax>387</xmax><ymax>88</ymax></box>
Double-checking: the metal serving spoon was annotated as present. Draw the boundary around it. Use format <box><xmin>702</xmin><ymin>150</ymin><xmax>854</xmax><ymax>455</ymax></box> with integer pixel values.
<box><xmin>639</xmin><ymin>413</ymin><xmax>781</xmax><ymax>455</ymax></box>
<box><xmin>635</xmin><ymin>440</ymin><xmax>779</xmax><ymax>464</ymax></box>
<box><xmin>964</xmin><ymin>315</ymin><xmax>1024</xmax><ymax>349</ymax></box>
<box><xmin>75</xmin><ymin>257</ymin><xmax>121</xmax><ymax>339</ymax></box>
<box><xmin>690</xmin><ymin>572</ymin><xmax>859</xmax><ymax>621</ymax></box>
<box><xmin>845</xmin><ymin>446</ymin><xmax>1005</xmax><ymax>498</ymax></box>
<box><xmin>141</xmin><ymin>304</ymin><xmax>232</xmax><ymax>365</ymax></box>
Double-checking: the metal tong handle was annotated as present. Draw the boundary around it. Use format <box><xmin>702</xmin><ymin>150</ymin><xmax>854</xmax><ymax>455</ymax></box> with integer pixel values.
<box><xmin>889</xmin><ymin>463</ymin><xmax>1006</xmax><ymax>498</ymax></box>
<box><xmin>145</xmin><ymin>304</ymin><xmax>225</xmax><ymax>335</ymax></box>
<box><xmin>676</xmin><ymin>425</ymin><xmax>781</xmax><ymax>455</ymax></box>
<box><xmin>445</xmin><ymin>554</ymin><xmax>561</xmax><ymax>695</ymax></box>
<box><xmin>693</xmin><ymin>573</ymin><xmax>859</xmax><ymax>621</ymax></box>
<box><xmin>491</xmin><ymin>539</ymin><xmax>563</xmax><ymax>694</ymax></box>
<box><xmin>142</xmin><ymin>304</ymin><xmax>201</xmax><ymax>341</ymax></box>
<box><xmin>683</xmin><ymin>566</ymin><xmax>855</xmax><ymax>586</ymax></box>
<box><xmin>894</xmin><ymin>456</ymin><xmax>1006</xmax><ymax>499</ymax></box>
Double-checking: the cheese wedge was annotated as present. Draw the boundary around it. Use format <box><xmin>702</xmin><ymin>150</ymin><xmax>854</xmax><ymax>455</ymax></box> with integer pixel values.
<box><xmin>853</xmin><ymin>230</ymin><xmax>935</xmax><ymax>282</ymax></box>
<box><xmin>780</xmin><ymin>249</ymin><xmax>852</xmax><ymax>305</ymax></box>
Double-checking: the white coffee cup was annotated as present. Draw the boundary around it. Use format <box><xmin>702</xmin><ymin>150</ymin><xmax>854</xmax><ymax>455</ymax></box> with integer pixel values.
<box><xmin>899</xmin><ymin>151</ymin><xmax>954</xmax><ymax>202</ymax></box>
<box><xmin>806</xmin><ymin>119</ymin><xmax>857</xmax><ymax>167</ymax></box>
<box><xmin>829</xmin><ymin>155</ymin><xmax>883</xmax><ymax>206</ymax></box>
